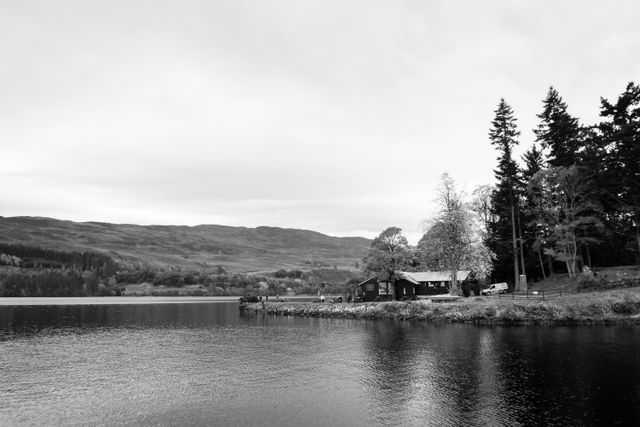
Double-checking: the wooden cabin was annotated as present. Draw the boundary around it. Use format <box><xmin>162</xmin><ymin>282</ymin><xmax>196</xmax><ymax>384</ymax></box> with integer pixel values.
<box><xmin>356</xmin><ymin>276</ymin><xmax>394</xmax><ymax>301</ymax></box>
<box><xmin>393</xmin><ymin>276</ymin><xmax>420</xmax><ymax>299</ymax></box>
<box><xmin>356</xmin><ymin>270</ymin><xmax>471</xmax><ymax>300</ymax></box>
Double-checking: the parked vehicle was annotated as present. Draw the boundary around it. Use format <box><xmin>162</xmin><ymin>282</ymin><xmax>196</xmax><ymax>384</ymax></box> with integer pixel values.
<box><xmin>481</xmin><ymin>282</ymin><xmax>509</xmax><ymax>295</ymax></box>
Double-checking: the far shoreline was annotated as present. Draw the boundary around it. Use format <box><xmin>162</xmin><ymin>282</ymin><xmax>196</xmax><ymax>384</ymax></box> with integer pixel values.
<box><xmin>0</xmin><ymin>296</ymin><xmax>241</xmax><ymax>306</ymax></box>
<box><xmin>0</xmin><ymin>295</ymin><xmax>323</xmax><ymax>306</ymax></box>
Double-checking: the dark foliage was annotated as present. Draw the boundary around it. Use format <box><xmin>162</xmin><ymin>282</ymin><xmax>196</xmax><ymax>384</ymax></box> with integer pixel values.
<box><xmin>0</xmin><ymin>269</ymin><xmax>123</xmax><ymax>297</ymax></box>
<box><xmin>489</xmin><ymin>82</ymin><xmax>640</xmax><ymax>283</ymax></box>
<box><xmin>0</xmin><ymin>243</ymin><xmax>118</xmax><ymax>277</ymax></box>
<box><xmin>487</xmin><ymin>99</ymin><xmax>521</xmax><ymax>284</ymax></box>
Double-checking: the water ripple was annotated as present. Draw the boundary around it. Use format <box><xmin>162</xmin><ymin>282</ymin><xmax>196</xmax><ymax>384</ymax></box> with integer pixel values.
<box><xmin>2</xmin><ymin>304</ymin><xmax>640</xmax><ymax>425</ymax></box>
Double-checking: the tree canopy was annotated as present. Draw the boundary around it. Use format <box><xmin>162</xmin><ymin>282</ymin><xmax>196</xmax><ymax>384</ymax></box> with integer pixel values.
<box><xmin>361</xmin><ymin>227</ymin><xmax>411</xmax><ymax>285</ymax></box>
<box><xmin>419</xmin><ymin>174</ymin><xmax>494</xmax><ymax>294</ymax></box>
<box><xmin>486</xmin><ymin>81</ymin><xmax>639</xmax><ymax>283</ymax></box>
<box><xmin>488</xmin><ymin>98</ymin><xmax>522</xmax><ymax>287</ymax></box>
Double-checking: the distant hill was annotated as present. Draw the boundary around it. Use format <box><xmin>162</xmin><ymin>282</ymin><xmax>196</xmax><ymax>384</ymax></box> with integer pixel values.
<box><xmin>0</xmin><ymin>216</ymin><xmax>372</xmax><ymax>273</ymax></box>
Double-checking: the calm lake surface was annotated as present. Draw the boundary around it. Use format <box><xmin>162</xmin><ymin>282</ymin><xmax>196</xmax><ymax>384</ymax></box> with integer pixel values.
<box><xmin>1</xmin><ymin>299</ymin><xmax>640</xmax><ymax>426</ymax></box>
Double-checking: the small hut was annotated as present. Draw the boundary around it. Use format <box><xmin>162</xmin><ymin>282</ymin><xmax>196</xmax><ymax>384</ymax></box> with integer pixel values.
<box><xmin>356</xmin><ymin>270</ymin><xmax>472</xmax><ymax>300</ymax></box>
<box><xmin>355</xmin><ymin>276</ymin><xmax>394</xmax><ymax>301</ymax></box>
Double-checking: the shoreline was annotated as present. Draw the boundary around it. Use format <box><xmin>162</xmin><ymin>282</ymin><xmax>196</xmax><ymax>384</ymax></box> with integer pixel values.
<box><xmin>0</xmin><ymin>296</ymin><xmax>240</xmax><ymax>306</ymax></box>
<box><xmin>240</xmin><ymin>290</ymin><xmax>640</xmax><ymax>325</ymax></box>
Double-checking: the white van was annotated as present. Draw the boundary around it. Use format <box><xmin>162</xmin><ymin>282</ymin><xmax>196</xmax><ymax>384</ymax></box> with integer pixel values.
<box><xmin>481</xmin><ymin>282</ymin><xmax>509</xmax><ymax>295</ymax></box>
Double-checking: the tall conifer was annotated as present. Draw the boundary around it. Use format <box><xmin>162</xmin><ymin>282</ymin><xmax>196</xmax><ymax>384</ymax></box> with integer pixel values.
<box><xmin>599</xmin><ymin>82</ymin><xmax>640</xmax><ymax>258</ymax></box>
<box><xmin>488</xmin><ymin>99</ymin><xmax>521</xmax><ymax>287</ymax></box>
<box><xmin>521</xmin><ymin>145</ymin><xmax>547</xmax><ymax>279</ymax></box>
<box><xmin>534</xmin><ymin>87</ymin><xmax>581</xmax><ymax>167</ymax></box>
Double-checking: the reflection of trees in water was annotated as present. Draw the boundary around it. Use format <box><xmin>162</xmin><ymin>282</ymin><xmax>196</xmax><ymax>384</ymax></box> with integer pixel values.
<box><xmin>492</xmin><ymin>326</ymin><xmax>640</xmax><ymax>426</ymax></box>
<box><xmin>360</xmin><ymin>320</ymin><xmax>419</xmax><ymax>424</ymax></box>
<box><xmin>360</xmin><ymin>322</ymin><xmax>498</xmax><ymax>425</ymax></box>
<box><xmin>471</xmin><ymin>328</ymin><xmax>507</xmax><ymax>423</ymax></box>
<box><xmin>359</xmin><ymin>322</ymin><xmax>640</xmax><ymax>426</ymax></box>
<box><xmin>0</xmin><ymin>303</ymin><xmax>243</xmax><ymax>336</ymax></box>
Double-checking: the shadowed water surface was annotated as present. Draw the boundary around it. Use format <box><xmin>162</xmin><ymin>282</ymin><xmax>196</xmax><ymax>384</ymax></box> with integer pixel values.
<box><xmin>1</xmin><ymin>301</ymin><xmax>640</xmax><ymax>426</ymax></box>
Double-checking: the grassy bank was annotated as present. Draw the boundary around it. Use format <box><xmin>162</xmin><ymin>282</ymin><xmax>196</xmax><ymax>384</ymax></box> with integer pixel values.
<box><xmin>240</xmin><ymin>289</ymin><xmax>640</xmax><ymax>324</ymax></box>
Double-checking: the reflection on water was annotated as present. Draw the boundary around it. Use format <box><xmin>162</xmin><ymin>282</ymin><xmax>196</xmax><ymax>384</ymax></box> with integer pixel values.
<box><xmin>0</xmin><ymin>302</ymin><xmax>242</xmax><ymax>335</ymax></box>
<box><xmin>1</xmin><ymin>302</ymin><xmax>640</xmax><ymax>426</ymax></box>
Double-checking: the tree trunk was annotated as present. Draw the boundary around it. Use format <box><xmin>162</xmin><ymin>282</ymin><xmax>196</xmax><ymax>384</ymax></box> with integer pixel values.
<box><xmin>538</xmin><ymin>246</ymin><xmax>546</xmax><ymax>279</ymax></box>
<box><xmin>449</xmin><ymin>270</ymin><xmax>460</xmax><ymax>295</ymax></box>
<box><xmin>511</xmin><ymin>206</ymin><xmax>520</xmax><ymax>290</ymax></box>
<box><xmin>571</xmin><ymin>234</ymin><xmax>579</xmax><ymax>276</ymax></box>
<box><xmin>516</xmin><ymin>206</ymin><xmax>527</xmax><ymax>279</ymax></box>
<box><xmin>547</xmin><ymin>255</ymin><xmax>555</xmax><ymax>276</ymax></box>
<box><xmin>565</xmin><ymin>260</ymin><xmax>572</xmax><ymax>278</ymax></box>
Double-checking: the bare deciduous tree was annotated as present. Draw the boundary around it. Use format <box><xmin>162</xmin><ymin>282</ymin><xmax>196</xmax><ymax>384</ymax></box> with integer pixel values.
<box><xmin>419</xmin><ymin>173</ymin><xmax>494</xmax><ymax>295</ymax></box>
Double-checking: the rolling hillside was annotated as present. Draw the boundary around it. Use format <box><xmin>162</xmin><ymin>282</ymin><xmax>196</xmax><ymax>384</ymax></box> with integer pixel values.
<box><xmin>0</xmin><ymin>216</ymin><xmax>371</xmax><ymax>273</ymax></box>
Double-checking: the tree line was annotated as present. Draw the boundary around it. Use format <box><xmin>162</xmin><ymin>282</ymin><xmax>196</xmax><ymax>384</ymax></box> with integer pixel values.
<box><xmin>0</xmin><ymin>242</ymin><xmax>360</xmax><ymax>297</ymax></box>
<box><xmin>362</xmin><ymin>81</ymin><xmax>639</xmax><ymax>293</ymax></box>
<box><xmin>0</xmin><ymin>270</ymin><xmax>106</xmax><ymax>297</ymax></box>
<box><xmin>115</xmin><ymin>267</ymin><xmax>358</xmax><ymax>296</ymax></box>
<box><xmin>487</xmin><ymin>82</ymin><xmax>639</xmax><ymax>286</ymax></box>
<box><xmin>0</xmin><ymin>244</ymin><xmax>123</xmax><ymax>297</ymax></box>
<box><xmin>0</xmin><ymin>243</ymin><xmax>118</xmax><ymax>275</ymax></box>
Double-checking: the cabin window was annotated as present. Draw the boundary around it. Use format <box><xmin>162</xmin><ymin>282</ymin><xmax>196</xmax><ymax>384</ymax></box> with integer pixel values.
<box><xmin>366</xmin><ymin>283</ymin><xmax>375</xmax><ymax>291</ymax></box>
<box><xmin>403</xmin><ymin>287</ymin><xmax>406</xmax><ymax>295</ymax></box>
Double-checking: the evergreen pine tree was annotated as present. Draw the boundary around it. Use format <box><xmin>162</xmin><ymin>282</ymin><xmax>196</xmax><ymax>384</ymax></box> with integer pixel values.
<box><xmin>599</xmin><ymin>82</ymin><xmax>640</xmax><ymax>259</ymax></box>
<box><xmin>521</xmin><ymin>144</ymin><xmax>548</xmax><ymax>280</ymax></box>
<box><xmin>488</xmin><ymin>99</ymin><xmax>521</xmax><ymax>287</ymax></box>
<box><xmin>534</xmin><ymin>87</ymin><xmax>581</xmax><ymax>167</ymax></box>
<box><xmin>522</xmin><ymin>145</ymin><xmax>545</xmax><ymax>179</ymax></box>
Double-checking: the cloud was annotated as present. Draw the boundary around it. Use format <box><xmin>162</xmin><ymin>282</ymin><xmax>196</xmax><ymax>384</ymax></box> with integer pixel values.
<box><xmin>1</xmin><ymin>1</ymin><xmax>640</xmax><ymax>242</ymax></box>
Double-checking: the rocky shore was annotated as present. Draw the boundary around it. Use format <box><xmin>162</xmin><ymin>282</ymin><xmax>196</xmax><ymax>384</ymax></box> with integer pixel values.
<box><xmin>240</xmin><ymin>290</ymin><xmax>640</xmax><ymax>324</ymax></box>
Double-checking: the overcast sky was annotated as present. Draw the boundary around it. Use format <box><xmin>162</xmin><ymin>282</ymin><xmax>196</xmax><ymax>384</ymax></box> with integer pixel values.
<box><xmin>2</xmin><ymin>1</ymin><xmax>639</xmax><ymax>243</ymax></box>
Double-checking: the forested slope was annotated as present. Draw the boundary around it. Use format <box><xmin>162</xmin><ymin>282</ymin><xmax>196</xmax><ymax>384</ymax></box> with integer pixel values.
<box><xmin>0</xmin><ymin>216</ymin><xmax>370</xmax><ymax>272</ymax></box>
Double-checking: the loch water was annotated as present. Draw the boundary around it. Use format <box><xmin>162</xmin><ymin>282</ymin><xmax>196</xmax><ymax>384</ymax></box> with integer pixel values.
<box><xmin>1</xmin><ymin>299</ymin><xmax>640</xmax><ymax>426</ymax></box>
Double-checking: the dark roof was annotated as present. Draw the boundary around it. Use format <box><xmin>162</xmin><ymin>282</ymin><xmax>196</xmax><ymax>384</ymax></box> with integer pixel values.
<box><xmin>355</xmin><ymin>276</ymin><xmax>378</xmax><ymax>287</ymax></box>
<box><xmin>357</xmin><ymin>271</ymin><xmax>472</xmax><ymax>287</ymax></box>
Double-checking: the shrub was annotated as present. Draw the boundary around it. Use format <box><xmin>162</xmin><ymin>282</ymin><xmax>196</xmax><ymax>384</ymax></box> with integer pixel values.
<box><xmin>274</xmin><ymin>269</ymin><xmax>288</xmax><ymax>278</ymax></box>
<box><xmin>98</xmin><ymin>284</ymin><xmax>124</xmax><ymax>296</ymax></box>
<box><xmin>576</xmin><ymin>275</ymin><xmax>609</xmax><ymax>290</ymax></box>
<box><xmin>484</xmin><ymin>305</ymin><xmax>497</xmax><ymax>319</ymax></box>
<box><xmin>611</xmin><ymin>295</ymin><xmax>640</xmax><ymax>315</ymax></box>
<box><xmin>211</xmin><ymin>286</ymin><xmax>226</xmax><ymax>296</ymax></box>
<box><xmin>499</xmin><ymin>304</ymin><xmax>524</xmax><ymax>322</ymax></box>
<box><xmin>407</xmin><ymin>302</ymin><xmax>428</xmax><ymax>318</ymax></box>
<box><xmin>381</xmin><ymin>302</ymin><xmax>403</xmax><ymax>313</ymax></box>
